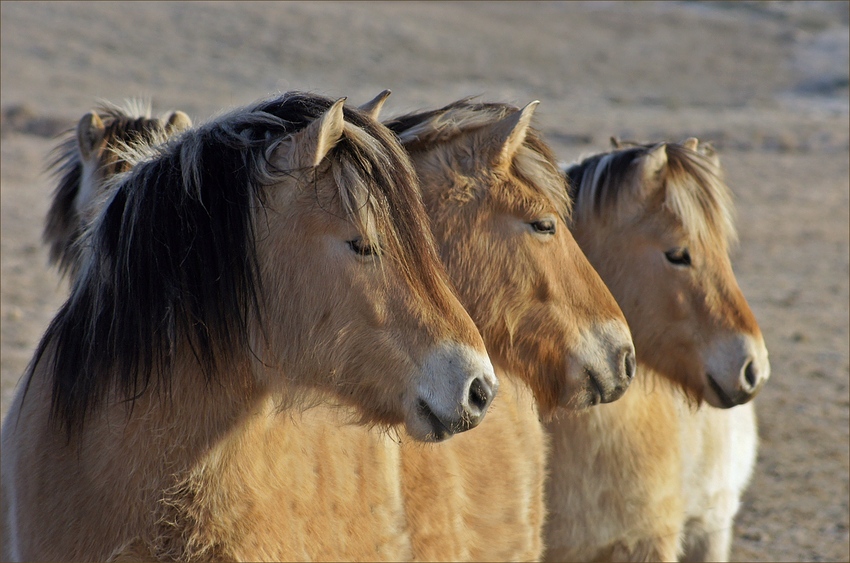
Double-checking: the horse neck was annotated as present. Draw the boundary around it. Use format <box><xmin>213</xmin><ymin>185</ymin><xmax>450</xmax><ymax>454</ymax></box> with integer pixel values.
<box><xmin>126</xmin><ymin>354</ymin><xmax>262</xmax><ymax>458</ymax></box>
<box><xmin>59</xmin><ymin>351</ymin><xmax>266</xmax><ymax>509</ymax></box>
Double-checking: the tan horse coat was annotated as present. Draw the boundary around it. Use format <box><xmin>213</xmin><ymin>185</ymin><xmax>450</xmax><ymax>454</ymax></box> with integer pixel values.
<box><xmin>16</xmin><ymin>95</ymin><xmax>633</xmax><ymax>562</ymax></box>
<box><xmin>386</xmin><ymin>100</ymin><xmax>634</xmax><ymax>562</ymax></box>
<box><xmin>2</xmin><ymin>94</ymin><xmax>495</xmax><ymax>562</ymax></box>
<box><xmin>544</xmin><ymin>139</ymin><xmax>768</xmax><ymax>562</ymax></box>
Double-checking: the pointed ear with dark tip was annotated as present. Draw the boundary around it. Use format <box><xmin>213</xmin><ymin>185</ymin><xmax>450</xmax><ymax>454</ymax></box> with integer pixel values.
<box><xmin>76</xmin><ymin>112</ymin><xmax>106</xmax><ymax>161</ymax></box>
<box><xmin>283</xmin><ymin>97</ymin><xmax>347</xmax><ymax>169</ymax></box>
<box><xmin>482</xmin><ymin>100</ymin><xmax>539</xmax><ymax>168</ymax></box>
<box><xmin>165</xmin><ymin>110</ymin><xmax>192</xmax><ymax>133</ymax></box>
<box><xmin>682</xmin><ymin>137</ymin><xmax>699</xmax><ymax>151</ymax></box>
<box><xmin>359</xmin><ymin>90</ymin><xmax>391</xmax><ymax>121</ymax></box>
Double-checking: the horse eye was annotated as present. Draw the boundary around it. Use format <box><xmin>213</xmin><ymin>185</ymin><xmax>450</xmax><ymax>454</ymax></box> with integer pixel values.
<box><xmin>530</xmin><ymin>219</ymin><xmax>557</xmax><ymax>235</ymax></box>
<box><xmin>665</xmin><ymin>247</ymin><xmax>692</xmax><ymax>266</ymax></box>
<box><xmin>347</xmin><ymin>238</ymin><xmax>376</xmax><ymax>257</ymax></box>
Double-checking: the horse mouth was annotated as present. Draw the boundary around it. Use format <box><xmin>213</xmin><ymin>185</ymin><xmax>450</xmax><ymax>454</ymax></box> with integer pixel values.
<box><xmin>586</xmin><ymin>369</ymin><xmax>603</xmax><ymax>407</ymax></box>
<box><xmin>417</xmin><ymin>399</ymin><xmax>453</xmax><ymax>442</ymax></box>
<box><xmin>707</xmin><ymin>374</ymin><xmax>738</xmax><ymax>408</ymax></box>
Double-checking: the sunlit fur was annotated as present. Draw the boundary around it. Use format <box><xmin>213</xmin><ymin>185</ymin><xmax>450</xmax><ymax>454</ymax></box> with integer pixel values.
<box><xmin>387</xmin><ymin>99</ymin><xmax>635</xmax><ymax>415</ymax></box>
<box><xmin>544</xmin><ymin>139</ymin><xmax>769</xmax><ymax>561</ymax></box>
<box><xmin>44</xmin><ymin>100</ymin><xmax>191</xmax><ymax>279</ymax></box>
<box><xmin>382</xmin><ymin>99</ymin><xmax>635</xmax><ymax>561</ymax></box>
<box><xmin>0</xmin><ymin>92</ymin><xmax>494</xmax><ymax>562</ymax></box>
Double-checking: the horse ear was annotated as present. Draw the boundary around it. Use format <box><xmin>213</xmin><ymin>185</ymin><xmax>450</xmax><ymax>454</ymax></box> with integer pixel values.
<box><xmin>359</xmin><ymin>90</ymin><xmax>391</xmax><ymax>121</ymax></box>
<box><xmin>638</xmin><ymin>143</ymin><xmax>668</xmax><ymax>188</ymax></box>
<box><xmin>165</xmin><ymin>110</ymin><xmax>192</xmax><ymax>133</ymax></box>
<box><xmin>682</xmin><ymin>137</ymin><xmax>699</xmax><ymax>151</ymax></box>
<box><xmin>76</xmin><ymin>112</ymin><xmax>106</xmax><ymax>161</ymax></box>
<box><xmin>610</xmin><ymin>136</ymin><xmax>622</xmax><ymax>149</ymax></box>
<box><xmin>285</xmin><ymin>97</ymin><xmax>347</xmax><ymax>169</ymax></box>
<box><xmin>483</xmin><ymin>100</ymin><xmax>539</xmax><ymax>168</ymax></box>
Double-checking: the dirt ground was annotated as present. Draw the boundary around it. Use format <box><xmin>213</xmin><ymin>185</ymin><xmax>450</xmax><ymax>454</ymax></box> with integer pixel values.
<box><xmin>1</xmin><ymin>2</ymin><xmax>847</xmax><ymax>561</ymax></box>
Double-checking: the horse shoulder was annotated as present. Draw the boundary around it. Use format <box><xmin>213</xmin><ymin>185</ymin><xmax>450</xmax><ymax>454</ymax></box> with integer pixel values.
<box><xmin>1</xmin><ymin>362</ymin><xmax>143</xmax><ymax>561</ymax></box>
<box><xmin>166</xmin><ymin>400</ymin><xmax>411</xmax><ymax>561</ymax></box>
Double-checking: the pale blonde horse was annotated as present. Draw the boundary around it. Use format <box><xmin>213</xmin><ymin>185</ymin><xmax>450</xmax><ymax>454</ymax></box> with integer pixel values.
<box><xmin>43</xmin><ymin>100</ymin><xmax>192</xmax><ymax>279</ymax></box>
<box><xmin>544</xmin><ymin>138</ymin><xmax>770</xmax><ymax>561</ymax></box>
<box><xmin>384</xmin><ymin>98</ymin><xmax>636</xmax><ymax>561</ymax></box>
<box><xmin>1</xmin><ymin>92</ymin><xmax>497</xmax><ymax>562</ymax></box>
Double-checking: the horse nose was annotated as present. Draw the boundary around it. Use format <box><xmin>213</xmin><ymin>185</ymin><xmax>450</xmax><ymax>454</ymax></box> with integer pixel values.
<box><xmin>597</xmin><ymin>345</ymin><xmax>635</xmax><ymax>404</ymax></box>
<box><xmin>410</xmin><ymin>342</ymin><xmax>498</xmax><ymax>441</ymax></box>
<box><xmin>461</xmin><ymin>375</ymin><xmax>496</xmax><ymax>425</ymax></box>
<box><xmin>739</xmin><ymin>357</ymin><xmax>766</xmax><ymax>397</ymax></box>
<box><xmin>621</xmin><ymin>346</ymin><xmax>636</xmax><ymax>382</ymax></box>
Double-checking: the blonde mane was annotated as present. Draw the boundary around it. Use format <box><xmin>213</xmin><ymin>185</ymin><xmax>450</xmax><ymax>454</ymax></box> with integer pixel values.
<box><xmin>387</xmin><ymin>99</ymin><xmax>572</xmax><ymax>220</ymax></box>
<box><xmin>565</xmin><ymin>140</ymin><xmax>737</xmax><ymax>249</ymax></box>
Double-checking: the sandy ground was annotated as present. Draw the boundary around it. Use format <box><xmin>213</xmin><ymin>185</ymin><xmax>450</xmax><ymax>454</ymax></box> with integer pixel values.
<box><xmin>1</xmin><ymin>2</ymin><xmax>847</xmax><ymax>561</ymax></box>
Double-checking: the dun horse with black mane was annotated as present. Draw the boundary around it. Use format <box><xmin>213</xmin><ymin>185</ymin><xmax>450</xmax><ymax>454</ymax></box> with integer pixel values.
<box><xmin>21</xmin><ymin>94</ymin><xmax>638</xmax><ymax>562</ymax></box>
<box><xmin>1</xmin><ymin>92</ymin><xmax>497</xmax><ymax>562</ymax></box>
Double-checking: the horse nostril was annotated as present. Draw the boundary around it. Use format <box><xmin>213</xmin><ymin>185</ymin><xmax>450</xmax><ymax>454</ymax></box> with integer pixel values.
<box><xmin>622</xmin><ymin>347</ymin><xmax>636</xmax><ymax>381</ymax></box>
<box><xmin>467</xmin><ymin>377</ymin><xmax>493</xmax><ymax>414</ymax></box>
<box><xmin>743</xmin><ymin>360</ymin><xmax>757</xmax><ymax>390</ymax></box>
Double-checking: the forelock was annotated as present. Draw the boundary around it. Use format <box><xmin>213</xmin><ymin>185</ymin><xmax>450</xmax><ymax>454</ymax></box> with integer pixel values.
<box><xmin>664</xmin><ymin>143</ymin><xmax>737</xmax><ymax>248</ymax></box>
<box><xmin>567</xmin><ymin>142</ymin><xmax>737</xmax><ymax>248</ymax></box>
<box><xmin>387</xmin><ymin>99</ymin><xmax>570</xmax><ymax>218</ymax></box>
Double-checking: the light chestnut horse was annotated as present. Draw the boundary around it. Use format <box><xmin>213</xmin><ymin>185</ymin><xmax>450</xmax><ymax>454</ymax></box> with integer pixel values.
<box><xmin>384</xmin><ymin>99</ymin><xmax>636</xmax><ymax>561</ymax></box>
<box><xmin>544</xmin><ymin>138</ymin><xmax>770</xmax><ymax>561</ymax></box>
<box><xmin>1</xmin><ymin>92</ymin><xmax>497</xmax><ymax>562</ymax></box>
<box><xmin>44</xmin><ymin>100</ymin><xmax>192</xmax><ymax>279</ymax></box>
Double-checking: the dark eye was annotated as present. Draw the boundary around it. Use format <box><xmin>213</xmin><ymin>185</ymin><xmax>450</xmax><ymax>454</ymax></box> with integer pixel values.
<box><xmin>347</xmin><ymin>238</ymin><xmax>376</xmax><ymax>257</ymax></box>
<box><xmin>529</xmin><ymin>218</ymin><xmax>557</xmax><ymax>235</ymax></box>
<box><xmin>665</xmin><ymin>247</ymin><xmax>692</xmax><ymax>266</ymax></box>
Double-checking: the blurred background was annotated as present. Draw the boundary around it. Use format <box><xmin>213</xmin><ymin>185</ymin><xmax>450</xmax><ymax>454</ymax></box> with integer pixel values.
<box><xmin>2</xmin><ymin>2</ymin><xmax>848</xmax><ymax>560</ymax></box>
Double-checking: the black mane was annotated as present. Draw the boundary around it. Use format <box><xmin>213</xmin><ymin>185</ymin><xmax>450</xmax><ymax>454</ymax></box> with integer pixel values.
<box><xmin>564</xmin><ymin>146</ymin><xmax>645</xmax><ymax>213</ymax></box>
<box><xmin>29</xmin><ymin>91</ymin><xmax>426</xmax><ymax>435</ymax></box>
<box><xmin>44</xmin><ymin>104</ymin><xmax>169</xmax><ymax>278</ymax></box>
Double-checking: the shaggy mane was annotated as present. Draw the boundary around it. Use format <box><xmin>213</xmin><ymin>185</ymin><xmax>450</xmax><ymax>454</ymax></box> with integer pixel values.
<box><xmin>44</xmin><ymin>100</ymin><xmax>177</xmax><ymax>278</ymax></box>
<box><xmin>28</xmin><ymin>91</ymin><xmax>436</xmax><ymax>435</ymax></box>
<box><xmin>565</xmin><ymin>141</ymin><xmax>737</xmax><ymax>248</ymax></box>
<box><xmin>384</xmin><ymin>99</ymin><xmax>571</xmax><ymax>219</ymax></box>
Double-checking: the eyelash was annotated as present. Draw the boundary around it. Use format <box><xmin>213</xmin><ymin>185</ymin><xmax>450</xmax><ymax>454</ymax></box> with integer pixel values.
<box><xmin>530</xmin><ymin>219</ymin><xmax>556</xmax><ymax>235</ymax></box>
<box><xmin>664</xmin><ymin>247</ymin><xmax>692</xmax><ymax>266</ymax></box>
<box><xmin>347</xmin><ymin>238</ymin><xmax>376</xmax><ymax>257</ymax></box>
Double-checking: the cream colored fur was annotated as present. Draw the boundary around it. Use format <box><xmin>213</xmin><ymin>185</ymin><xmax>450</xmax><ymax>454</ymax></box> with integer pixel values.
<box><xmin>545</xmin><ymin>375</ymin><xmax>757</xmax><ymax>562</ymax></box>
<box><xmin>543</xmin><ymin>139</ymin><xmax>766</xmax><ymax>562</ymax></box>
<box><xmin>104</xmin><ymin>377</ymin><xmax>544</xmax><ymax>562</ymax></box>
